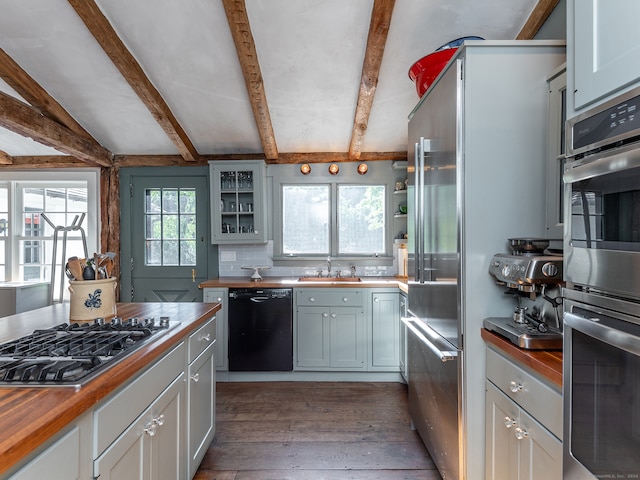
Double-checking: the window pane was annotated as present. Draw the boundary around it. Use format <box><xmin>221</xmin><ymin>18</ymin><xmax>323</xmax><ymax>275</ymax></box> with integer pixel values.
<box><xmin>338</xmin><ymin>185</ymin><xmax>385</xmax><ymax>254</ymax></box>
<box><xmin>283</xmin><ymin>185</ymin><xmax>329</xmax><ymax>254</ymax></box>
<box><xmin>144</xmin><ymin>188</ymin><xmax>198</xmax><ymax>267</ymax></box>
<box><xmin>0</xmin><ymin>187</ymin><xmax>7</xmax><ymax>238</ymax></box>
<box><xmin>45</xmin><ymin>188</ymin><xmax>67</xmax><ymax>212</ymax></box>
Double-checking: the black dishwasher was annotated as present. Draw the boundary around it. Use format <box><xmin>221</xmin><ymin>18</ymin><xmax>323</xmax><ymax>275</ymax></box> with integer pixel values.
<box><xmin>228</xmin><ymin>288</ymin><xmax>293</xmax><ymax>371</ymax></box>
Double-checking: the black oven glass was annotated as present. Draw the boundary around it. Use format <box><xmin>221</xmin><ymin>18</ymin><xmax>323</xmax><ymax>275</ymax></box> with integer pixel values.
<box><xmin>571</xmin><ymin>166</ymin><xmax>640</xmax><ymax>251</ymax></box>
<box><xmin>571</xmin><ymin>318</ymin><xmax>640</xmax><ymax>477</ymax></box>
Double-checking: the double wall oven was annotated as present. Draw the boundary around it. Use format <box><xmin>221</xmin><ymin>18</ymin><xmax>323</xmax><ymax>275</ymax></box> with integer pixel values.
<box><xmin>564</xmin><ymin>86</ymin><xmax>640</xmax><ymax>479</ymax></box>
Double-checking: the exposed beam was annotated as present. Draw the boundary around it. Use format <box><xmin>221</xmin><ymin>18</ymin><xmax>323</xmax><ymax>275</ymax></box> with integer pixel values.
<box><xmin>517</xmin><ymin>0</ymin><xmax>561</xmax><ymax>40</ymax></box>
<box><xmin>0</xmin><ymin>92</ymin><xmax>113</xmax><ymax>167</ymax></box>
<box><xmin>273</xmin><ymin>151</ymin><xmax>406</xmax><ymax>165</ymax></box>
<box><xmin>348</xmin><ymin>0</ymin><xmax>396</xmax><ymax>161</ymax></box>
<box><xmin>0</xmin><ymin>48</ymin><xmax>94</xmax><ymax>140</ymax></box>
<box><xmin>0</xmin><ymin>149</ymin><xmax>13</xmax><ymax>165</ymax></box>
<box><xmin>68</xmin><ymin>0</ymin><xmax>200</xmax><ymax>162</ymax></box>
<box><xmin>222</xmin><ymin>0</ymin><xmax>278</xmax><ymax>160</ymax></box>
<box><xmin>5</xmin><ymin>156</ymin><xmax>90</xmax><ymax>169</ymax></box>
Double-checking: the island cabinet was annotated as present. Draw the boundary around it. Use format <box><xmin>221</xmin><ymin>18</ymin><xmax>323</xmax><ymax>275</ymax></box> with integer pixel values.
<box><xmin>369</xmin><ymin>289</ymin><xmax>400</xmax><ymax>371</ymax></box>
<box><xmin>295</xmin><ymin>289</ymin><xmax>365</xmax><ymax>370</ymax></box>
<box><xmin>209</xmin><ymin>160</ymin><xmax>267</xmax><ymax>244</ymax></box>
<box><xmin>186</xmin><ymin>317</ymin><xmax>217</xmax><ymax>478</ymax></box>
<box><xmin>93</xmin><ymin>342</ymin><xmax>186</xmax><ymax>480</ymax></box>
<box><xmin>484</xmin><ymin>346</ymin><xmax>562</xmax><ymax>480</ymax></box>
<box><xmin>569</xmin><ymin>0</ymin><xmax>640</xmax><ymax>113</ymax></box>
<box><xmin>203</xmin><ymin>287</ymin><xmax>228</xmax><ymax>370</ymax></box>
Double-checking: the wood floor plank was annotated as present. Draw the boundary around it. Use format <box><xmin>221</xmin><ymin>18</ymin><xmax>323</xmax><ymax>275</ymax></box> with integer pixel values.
<box><xmin>196</xmin><ymin>382</ymin><xmax>442</xmax><ymax>480</ymax></box>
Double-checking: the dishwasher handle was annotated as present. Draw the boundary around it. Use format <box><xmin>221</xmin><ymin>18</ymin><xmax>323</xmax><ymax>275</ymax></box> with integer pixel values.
<box><xmin>402</xmin><ymin>317</ymin><xmax>458</xmax><ymax>362</ymax></box>
<box><xmin>249</xmin><ymin>296</ymin><xmax>270</xmax><ymax>303</ymax></box>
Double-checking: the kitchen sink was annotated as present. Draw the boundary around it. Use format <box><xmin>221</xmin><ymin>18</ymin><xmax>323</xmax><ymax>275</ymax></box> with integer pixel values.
<box><xmin>297</xmin><ymin>277</ymin><xmax>362</xmax><ymax>283</ymax></box>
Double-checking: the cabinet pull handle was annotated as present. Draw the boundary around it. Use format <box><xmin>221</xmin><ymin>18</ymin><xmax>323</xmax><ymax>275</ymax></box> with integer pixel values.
<box><xmin>200</xmin><ymin>333</ymin><xmax>211</xmax><ymax>342</ymax></box>
<box><xmin>514</xmin><ymin>427</ymin><xmax>529</xmax><ymax>440</ymax></box>
<box><xmin>144</xmin><ymin>422</ymin><xmax>157</xmax><ymax>437</ymax></box>
<box><xmin>504</xmin><ymin>416</ymin><xmax>517</xmax><ymax>429</ymax></box>
<box><xmin>509</xmin><ymin>381</ymin><xmax>523</xmax><ymax>393</ymax></box>
<box><xmin>191</xmin><ymin>373</ymin><xmax>200</xmax><ymax>383</ymax></box>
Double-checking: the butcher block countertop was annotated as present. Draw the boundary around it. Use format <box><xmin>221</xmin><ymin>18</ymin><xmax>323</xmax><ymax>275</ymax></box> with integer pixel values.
<box><xmin>481</xmin><ymin>328</ymin><xmax>563</xmax><ymax>387</ymax></box>
<box><xmin>0</xmin><ymin>301</ymin><xmax>220</xmax><ymax>477</ymax></box>
<box><xmin>199</xmin><ymin>276</ymin><xmax>408</xmax><ymax>292</ymax></box>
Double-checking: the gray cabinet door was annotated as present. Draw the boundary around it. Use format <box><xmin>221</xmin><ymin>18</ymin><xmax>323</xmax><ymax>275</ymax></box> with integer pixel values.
<box><xmin>371</xmin><ymin>292</ymin><xmax>400</xmax><ymax>369</ymax></box>
<box><xmin>120</xmin><ymin>167</ymin><xmax>213</xmax><ymax>302</ymax></box>
<box><xmin>297</xmin><ymin>306</ymin><xmax>331</xmax><ymax>368</ymax></box>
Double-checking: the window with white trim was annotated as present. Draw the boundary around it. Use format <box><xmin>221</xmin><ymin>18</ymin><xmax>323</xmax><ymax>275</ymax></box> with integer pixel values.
<box><xmin>0</xmin><ymin>171</ymin><xmax>99</xmax><ymax>297</ymax></box>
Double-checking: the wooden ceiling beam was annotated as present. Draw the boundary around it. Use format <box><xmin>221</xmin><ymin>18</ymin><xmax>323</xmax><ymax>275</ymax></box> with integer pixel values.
<box><xmin>6</xmin><ymin>156</ymin><xmax>92</xmax><ymax>169</ymax></box>
<box><xmin>222</xmin><ymin>0</ymin><xmax>278</xmax><ymax>161</ymax></box>
<box><xmin>517</xmin><ymin>0</ymin><xmax>561</xmax><ymax>40</ymax></box>
<box><xmin>0</xmin><ymin>48</ymin><xmax>95</xmax><ymax>140</ymax></box>
<box><xmin>348</xmin><ymin>0</ymin><xmax>396</xmax><ymax>161</ymax></box>
<box><xmin>67</xmin><ymin>0</ymin><xmax>200</xmax><ymax>162</ymax></box>
<box><xmin>0</xmin><ymin>149</ymin><xmax>13</xmax><ymax>165</ymax></box>
<box><xmin>0</xmin><ymin>92</ymin><xmax>113</xmax><ymax>167</ymax></box>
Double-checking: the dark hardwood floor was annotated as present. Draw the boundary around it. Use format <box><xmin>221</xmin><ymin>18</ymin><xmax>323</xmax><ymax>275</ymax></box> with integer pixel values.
<box><xmin>194</xmin><ymin>381</ymin><xmax>443</xmax><ymax>480</ymax></box>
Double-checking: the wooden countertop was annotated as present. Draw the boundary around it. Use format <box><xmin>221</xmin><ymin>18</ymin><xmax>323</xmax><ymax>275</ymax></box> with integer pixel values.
<box><xmin>199</xmin><ymin>276</ymin><xmax>408</xmax><ymax>290</ymax></box>
<box><xmin>0</xmin><ymin>302</ymin><xmax>220</xmax><ymax>477</ymax></box>
<box><xmin>481</xmin><ymin>328</ymin><xmax>563</xmax><ymax>387</ymax></box>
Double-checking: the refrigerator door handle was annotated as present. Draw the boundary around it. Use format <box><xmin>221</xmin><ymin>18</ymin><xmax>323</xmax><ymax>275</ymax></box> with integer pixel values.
<box><xmin>414</xmin><ymin>140</ymin><xmax>424</xmax><ymax>283</ymax></box>
<box><xmin>402</xmin><ymin>317</ymin><xmax>458</xmax><ymax>362</ymax></box>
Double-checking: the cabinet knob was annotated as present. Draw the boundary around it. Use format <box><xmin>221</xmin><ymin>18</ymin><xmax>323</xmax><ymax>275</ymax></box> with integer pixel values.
<box><xmin>144</xmin><ymin>422</ymin><xmax>157</xmax><ymax>437</ymax></box>
<box><xmin>200</xmin><ymin>333</ymin><xmax>211</xmax><ymax>342</ymax></box>
<box><xmin>514</xmin><ymin>427</ymin><xmax>529</xmax><ymax>440</ymax></box>
<box><xmin>154</xmin><ymin>414</ymin><xmax>165</xmax><ymax>426</ymax></box>
<box><xmin>309</xmin><ymin>297</ymin><xmax>315</xmax><ymax>302</ymax></box>
<box><xmin>509</xmin><ymin>381</ymin><xmax>523</xmax><ymax>393</ymax></box>
<box><xmin>322</xmin><ymin>312</ymin><xmax>329</xmax><ymax>318</ymax></box>
<box><xmin>331</xmin><ymin>313</ymin><xmax>337</xmax><ymax>318</ymax></box>
<box><xmin>342</xmin><ymin>297</ymin><xmax>349</xmax><ymax>302</ymax></box>
<box><xmin>374</xmin><ymin>297</ymin><xmax>379</xmax><ymax>303</ymax></box>
<box><xmin>190</xmin><ymin>373</ymin><xmax>200</xmax><ymax>383</ymax></box>
<box><xmin>216</xmin><ymin>297</ymin><xmax>222</xmax><ymax>302</ymax></box>
<box><xmin>504</xmin><ymin>416</ymin><xmax>517</xmax><ymax>429</ymax></box>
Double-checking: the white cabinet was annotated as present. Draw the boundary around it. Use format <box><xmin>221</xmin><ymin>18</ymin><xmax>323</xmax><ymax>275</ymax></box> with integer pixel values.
<box><xmin>209</xmin><ymin>160</ymin><xmax>267</xmax><ymax>244</ymax></box>
<box><xmin>295</xmin><ymin>289</ymin><xmax>365</xmax><ymax>370</ymax></box>
<box><xmin>370</xmin><ymin>290</ymin><xmax>400</xmax><ymax>370</ymax></box>
<box><xmin>569</xmin><ymin>0</ymin><xmax>640</xmax><ymax>112</ymax></box>
<box><xmin>203</xmin><ymin>288</ymin><xmax>228</xmax><ymax>370</ymax></box>
<box><xmin>93</xmin><ymin>342</ymin><xmax>186</xmax><ymax>480</ymax></box>
<box><xmin>94</xmin><ymin>373</ymin><xmax>184</xmax><ymax>480</ymax></box>
<box><xmin>8</xmin><ymin>427</ymin><xmax>80</xmax><ymax>480</ymax></box>
<box><xmin>186</xmin><ymin>317</ymin><xmax>216</xmax><ymax>478</ymax></box>
<box><xmin>484</xmin><ymin>346</ymin><xmax>562</xmax><ymax>480</ymax></box>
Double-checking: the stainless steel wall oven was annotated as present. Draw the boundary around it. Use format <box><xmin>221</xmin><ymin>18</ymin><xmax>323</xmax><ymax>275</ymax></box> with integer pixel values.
<box><xmin>564</xmin><ymin>86</ymin><xmax>640</xmax><ymax>479</ymax></box>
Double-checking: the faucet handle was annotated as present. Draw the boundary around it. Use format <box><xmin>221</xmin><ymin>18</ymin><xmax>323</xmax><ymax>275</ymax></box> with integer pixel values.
<box><xmin>350</xmin><ymin>265</ymin><xmax>356</xmax><ymax>277</ymax></box>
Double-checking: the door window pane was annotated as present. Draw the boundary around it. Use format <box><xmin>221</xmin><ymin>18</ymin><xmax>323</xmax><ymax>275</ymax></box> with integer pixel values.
<box><xmin>0</xmin><ymin>187</ymin><xmax>6</xmax><ymax>281</ymax></box>
<box><xmin>338</xmin><ymin>185</ymin><xmax>385</xmax><ymax>254</ymax></box>
<box><xmin>144</xmin><ymin>188</ymin><xmax>196</xmax><ymax>266</ymax></box>
<box><xmin>282</xmin><ymin>185</ymin><xmax>329</xmax><ymax>254</ymax></box>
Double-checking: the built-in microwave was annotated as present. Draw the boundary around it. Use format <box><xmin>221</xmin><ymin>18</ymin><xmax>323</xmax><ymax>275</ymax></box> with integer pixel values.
<box><xmin>564</xmin><ymin>85</ymin><xmax>640</xmax><ymax>301</ymax></box>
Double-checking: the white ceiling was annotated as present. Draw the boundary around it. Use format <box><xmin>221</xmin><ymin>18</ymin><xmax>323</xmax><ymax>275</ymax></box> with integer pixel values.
<box><xmin>0</xmin><ymin>0</ymin><xmax>546</xmax><ymax>160</ymax></box>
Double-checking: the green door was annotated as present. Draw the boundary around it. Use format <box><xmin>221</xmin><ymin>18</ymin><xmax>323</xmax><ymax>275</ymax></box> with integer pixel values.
<box><xmin>120</xmin><ymin>167</ymin><xmax>215</xmax><ymax>302</ymax></box>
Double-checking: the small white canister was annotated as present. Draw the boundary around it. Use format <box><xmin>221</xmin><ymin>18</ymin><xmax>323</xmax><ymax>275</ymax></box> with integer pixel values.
<box><xmin>69</xmin><ymin>277</ymin><xmax>117</xmax><ymax>322</ymax></box>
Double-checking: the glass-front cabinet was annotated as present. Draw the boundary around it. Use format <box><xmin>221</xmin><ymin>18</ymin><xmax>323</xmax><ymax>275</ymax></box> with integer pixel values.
<box><xmin>209</xmin><ymin>160</ymin><xmax>267</xmax><ymax>244</ymax></box>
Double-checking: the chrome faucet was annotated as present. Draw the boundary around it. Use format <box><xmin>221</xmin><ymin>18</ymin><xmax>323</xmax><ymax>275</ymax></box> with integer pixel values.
<box><xmin>327</xmin><ymin>256</ymin><xmax>332</xmax><ymax>277</ymax></box>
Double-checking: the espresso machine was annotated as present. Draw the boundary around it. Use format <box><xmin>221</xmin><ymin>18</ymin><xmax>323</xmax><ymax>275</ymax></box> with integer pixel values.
<box><xmin>483</xmin><ymin>238</ymin><xmax>564</xmax><ymax>349</ymax></box>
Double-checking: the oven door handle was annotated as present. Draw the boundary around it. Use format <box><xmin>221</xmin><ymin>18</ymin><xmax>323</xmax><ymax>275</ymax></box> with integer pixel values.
<box><xmin>402</xmin><ymin>317</ymin><xmax>458</xmax><ymax>362</ymax></box>
<box><xmin>565</xmin><ymin>311</ymin><xmax>640</xmax><ymax>356</ymax></box>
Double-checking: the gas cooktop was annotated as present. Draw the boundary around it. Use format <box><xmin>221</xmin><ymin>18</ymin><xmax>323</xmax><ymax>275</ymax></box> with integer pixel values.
<box><xmin>0</xmin><ymin>317</ymin><xmax>177</xmax><ymax>388</ymax></box>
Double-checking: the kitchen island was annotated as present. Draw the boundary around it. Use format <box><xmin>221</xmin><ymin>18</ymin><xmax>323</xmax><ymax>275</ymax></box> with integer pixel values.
<box><xmin>0</xmin><ymin>301</ymin><xmax>220</xmax><ymax>479</ymax></box>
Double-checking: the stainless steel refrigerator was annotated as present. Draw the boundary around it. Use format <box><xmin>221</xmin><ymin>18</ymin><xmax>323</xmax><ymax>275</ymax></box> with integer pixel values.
<box><xmin>403</xmin><ymin>41</ymin><xmax>565</xmax><ymax>480</ymax></box>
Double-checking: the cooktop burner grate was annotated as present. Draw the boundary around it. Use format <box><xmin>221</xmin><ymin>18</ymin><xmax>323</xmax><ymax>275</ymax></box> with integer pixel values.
<box><xmin>0</xmin><ymin>317</ymin><xmax>176</xmax><ymax>387</ymax></box>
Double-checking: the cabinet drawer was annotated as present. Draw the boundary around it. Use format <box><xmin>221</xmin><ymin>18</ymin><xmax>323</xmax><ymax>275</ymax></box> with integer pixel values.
<box><xmin>94</xmin><ymin>341</ymin><xmax>185</xmax><ymax>456</ymax></box>
<box><xmin>188</xmin><ymin>317</ymin><xmax>216</xmax><ymax>363</ymax></box>
<box><xmin>486</xmin><ymin>347</ymin><xmax>562</xmax><ymax>439</ymax></box>
<box><xmin>296</xmin><ymin>289</ymin><xmax>363</xmax><ymax>307</ymax></box>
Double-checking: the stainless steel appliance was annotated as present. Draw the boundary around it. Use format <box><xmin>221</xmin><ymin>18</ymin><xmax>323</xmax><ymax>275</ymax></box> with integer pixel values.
<box><xmin>484</xmin><ymin>239</ymin><xmax>564</xmax><ymax>349</ymax></box>
<box><xmin>228</xmin><ymin>288</ymin><xmax>293</xmax><ymax>371</ymax></box>
<box><xmin>0</xmin><ymin>317</ymin><xmax>176</xmax><ymax>387</ymax></box>
<box><xmin>564</xmin><ymin>86</ymin><xmax>640</xmax><ymax>479</ymax></box>
<box><xmin>404</xmin><ymin>41</ymin><xmax>565</xmax><ymax>480</ymax></box>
